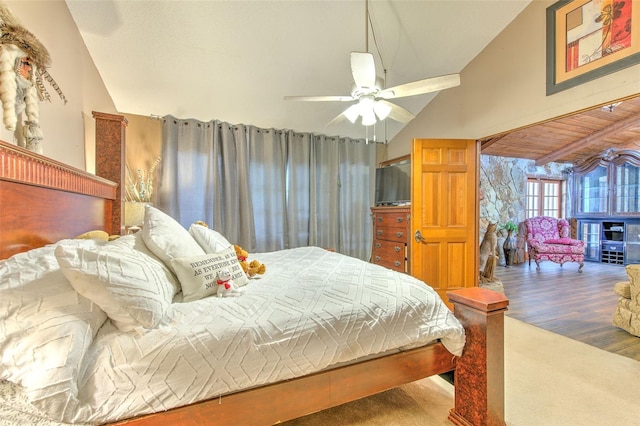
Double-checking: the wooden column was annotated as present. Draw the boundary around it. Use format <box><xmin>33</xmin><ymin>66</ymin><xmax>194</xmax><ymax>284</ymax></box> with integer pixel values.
<box><xmin>94</xmin><ymin>111</ymin><xmax>128</xmax><ymax>235</ymax></box>
<box><xmin>447</xmin><ymin>287</ymin><xmax>509</xmax><ymax>426</ymax></box>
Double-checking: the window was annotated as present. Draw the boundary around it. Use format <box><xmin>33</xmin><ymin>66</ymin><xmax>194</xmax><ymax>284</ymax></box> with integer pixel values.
<box><xmin>526</xmin><ymin>178</ymin><xmax>562</xmax><ymax>218</ymax></box>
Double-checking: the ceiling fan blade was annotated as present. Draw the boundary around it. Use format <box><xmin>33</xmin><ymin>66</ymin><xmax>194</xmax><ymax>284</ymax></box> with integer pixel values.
<box><xmin>284</xmin><ymin>95</ymin><xmax>354</xmax><ymax>102</ymax></box>
<box><xmin>378</xmin><ymin>100</ymin><xmax>415</xmax><ymax>123</ymax></box>
<box><xmin>351</xmin><ymin>52</ymin><xmax>376</xmax><ymax>89</ymax></box>
<box><xmin>378</xmin><ymin>73</ymin><xmax>461</xmax><ymax>99</ymax></box>
<box><xmin>327</xmin><ymin>111</ymin><xmax>349</xmax><ymax>126</ymax></box>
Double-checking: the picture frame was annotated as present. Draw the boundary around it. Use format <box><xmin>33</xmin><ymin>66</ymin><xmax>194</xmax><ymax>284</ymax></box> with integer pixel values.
<box><xmin>546</xmin><ymin>0</ymin><xmax>640</xmax><ymax>95</ymax></box>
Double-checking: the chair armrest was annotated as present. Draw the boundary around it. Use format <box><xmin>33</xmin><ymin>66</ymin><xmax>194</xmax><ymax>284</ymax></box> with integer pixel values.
<box><xmin>526</xmin><ymin>239</ymin><xmax>543</xmax><ymax>249</ymax></box>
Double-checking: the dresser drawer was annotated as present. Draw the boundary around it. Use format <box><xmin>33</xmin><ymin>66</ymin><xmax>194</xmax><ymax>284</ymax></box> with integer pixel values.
<box><xmin>374</xmin><ymin>226</ymin><xmax>407</xmax><ymax>242</ymax></box>
<box><xmin>374</xmin><ymin>257</ymin><xmax>406</xmax><ymax>272</ymax></box>
<box><xmin>372</xmin><ymin>241</ymin><xmax>406</xmax><ymax>263</ymax></box>
<box><xmin>374</xmin><ymin>213</ymin><xmax>409</xmax><ymax>228</ymax></box>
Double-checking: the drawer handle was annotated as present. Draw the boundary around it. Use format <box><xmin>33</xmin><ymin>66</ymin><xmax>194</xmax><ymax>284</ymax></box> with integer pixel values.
<box><xmin>394</xmin><ymin>246</ymin><xmax>401</xmax><ymax>252</ymax></box>
<box><xmin>375</xmin><ymin>256</ymin><xmax>381</xmax><ymax>261</ymax></box>
<box><xmin>394</xmin><ymin>261</ymin><xmax>401</xmax><ymax>267</ymax></box>
<box><xmin>377</xmin><ymin>216</ymin><xmax>383</xmax><ymax>222</ymax></box>
<box><xmin>396</xmin><ymin>217</ymin><xmax>404</xmax><ymax>223</ymax></box>
<box><xmin>396</xmin><ymin>232</ymin><xmax>404</xmax><ymax>238</ymax></box>
<box><xmin>377</xmin><ymin>230</ymin><xmax>383</xmax><ymax>236</ymax></box>
<box><xmin>375</xmin><ymin>243</ymin><xmax>381</xmax><ymax>248</ymax></box>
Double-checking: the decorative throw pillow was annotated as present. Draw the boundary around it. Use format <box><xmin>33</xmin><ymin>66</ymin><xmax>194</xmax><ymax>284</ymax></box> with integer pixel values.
<box><xmin>141</xmin><ymin>205</ymin><xmax>205</xmax><ymax>275</ymax></box>
<box><xmin>55</xmin><ymin>234</ymin><xmax>179</xmax><ymax>332</ymax></box>
<box><xmin>189</xmin><ymin>223</ymin><xmax>232</xmax><ymax>253</ymax></box>
<box><xmin>170</xmin><ymin>246</ymin><xmax>250</xmax><ymax>303</ymax></box>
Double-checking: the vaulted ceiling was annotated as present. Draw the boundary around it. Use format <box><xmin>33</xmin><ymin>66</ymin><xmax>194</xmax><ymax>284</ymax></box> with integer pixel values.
<box><xmin>65</xmin><ymin>0</ymin><xmax>531</xmax><ymax>143</ymax></box>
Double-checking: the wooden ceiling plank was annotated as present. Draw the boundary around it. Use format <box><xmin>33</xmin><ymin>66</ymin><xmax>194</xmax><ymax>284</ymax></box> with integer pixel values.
<box><xmin>480</xmin><ymin>134</ymin><xmax>508</xmax><ymax>150</ymax></box>
<box><xmin>545</xmin><ymin>118</ymin><xmax>603</xmax><ymax>133</ymax></box>
<box><xmin>535</xmin><ymin>110</ymin><xmax>640</xmax><ymax>166</ymax></box>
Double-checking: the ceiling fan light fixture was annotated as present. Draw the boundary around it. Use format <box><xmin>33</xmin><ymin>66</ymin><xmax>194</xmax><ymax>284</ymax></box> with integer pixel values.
<box><xmin>361</xmin><ymin>108</ymin><xmax>377</xmax><ymax>126</ymax></box>
<box><xmin>344</xmin><ymin>104</ymin><xmax>361</xmax><ymax>123</ymax></box>
<box><xmin>354</xmin><ymin>97</ymin><xmax>376</xmax><ymax>126</ymax></box>
<box><xmin>373</xmin><ymin>100</ymin><xmax>392</xmax><ymax>120</ymax></box>
<box><xmin>358</xmin><ymin>96</ymin><xmax>374</xmax><ymax>109</ymax></box>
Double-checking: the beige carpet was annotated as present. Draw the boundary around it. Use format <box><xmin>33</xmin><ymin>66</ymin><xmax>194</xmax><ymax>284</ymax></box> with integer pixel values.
<box><xmin>285</xmin><ymin>317</ymin><xmax>640</xmax><ymax>426</ymax></box>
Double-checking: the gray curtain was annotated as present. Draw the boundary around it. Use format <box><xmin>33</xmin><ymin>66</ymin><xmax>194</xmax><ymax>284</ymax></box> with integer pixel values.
<box><xmin>157</xmin><ymin>116</ymin><xmax>376</xmax><ymax>260</ymax></box>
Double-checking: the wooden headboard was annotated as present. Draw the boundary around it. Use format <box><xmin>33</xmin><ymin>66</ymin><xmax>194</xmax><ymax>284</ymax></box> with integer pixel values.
<box><xmin>0</xmin><ymin>139</ymin><xmax>117</xmax><ymax>260</ymax></box>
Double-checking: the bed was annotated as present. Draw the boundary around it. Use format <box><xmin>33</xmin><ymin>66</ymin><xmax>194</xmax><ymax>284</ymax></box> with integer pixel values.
<box><xmin>0</xmin><ymin>138</ymin><xmax>508</xmax><ymax>425</ymax></box>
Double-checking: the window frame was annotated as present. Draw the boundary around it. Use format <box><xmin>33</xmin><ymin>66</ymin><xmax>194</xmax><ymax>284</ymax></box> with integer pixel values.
<box><xmin>526</xmin><ymin>178</ymin><xmax>564</xmax><ymax>219</ymax></box>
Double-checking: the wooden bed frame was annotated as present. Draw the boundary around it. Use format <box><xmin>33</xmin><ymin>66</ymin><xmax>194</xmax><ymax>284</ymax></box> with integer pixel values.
<box><xmin>0</xmin><ymin>138</ymin><xmax>508</xmax><ymax>426</ymax></box>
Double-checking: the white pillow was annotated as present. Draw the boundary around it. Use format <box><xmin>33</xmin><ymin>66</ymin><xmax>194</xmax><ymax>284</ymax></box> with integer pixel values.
<box><xmin>141</xmin><ymin>205</ymin><xmax>205</xmax><ymax>274</ymax></box>
<box><xmin>189</xmin><ymin>223</ymin><xmax>232</xmax><ymax>253</ymax></box>
<box><xmin>0</xmin><ymin>239</ymin><xmax>107</xmax><ymax>419</ymax></box>
<box><xmin>129</xmin><ymin>231</ymin><xmax>181</xmax><ymax>296</ymax></box>
<box><xmin>55</xmin><ymin>234</ymin><xmax>178</xmax><ymax>332</ymax></box>
<box><xmin>170</xmin><ymin>246</ymin><xmax>249</xmax><ymax>302</ymax></box>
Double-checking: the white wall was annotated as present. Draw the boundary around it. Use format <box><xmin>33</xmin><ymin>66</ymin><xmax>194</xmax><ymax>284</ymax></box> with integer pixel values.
<box><xmin>386</xmin><ymin>0</ymin><xmax>640</xmax><ymax>159</ymax></box>
<box><xmin>0</xmin><ymin>0</ymin><xmax>116</xmax><ymax>171</ymax></box>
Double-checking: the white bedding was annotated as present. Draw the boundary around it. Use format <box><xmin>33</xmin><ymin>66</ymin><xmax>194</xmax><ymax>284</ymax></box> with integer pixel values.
<box><xmin>1</xmin><ymin>243</ymin><xmax>465</xmax><ymax>424</ymax></box>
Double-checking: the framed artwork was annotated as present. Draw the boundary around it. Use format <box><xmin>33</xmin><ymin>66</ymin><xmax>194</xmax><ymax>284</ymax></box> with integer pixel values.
<box><xmin>546</xmin><ymin>0</ymin><xmax>640</xmax><ymax>95</ymax></box>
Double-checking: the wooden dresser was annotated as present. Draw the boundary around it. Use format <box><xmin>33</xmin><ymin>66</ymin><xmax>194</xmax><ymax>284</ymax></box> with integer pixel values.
<box><xmin>371</xmin><ymin>206</ymin><xmax>411</xmax><ymax>273</ymax></box>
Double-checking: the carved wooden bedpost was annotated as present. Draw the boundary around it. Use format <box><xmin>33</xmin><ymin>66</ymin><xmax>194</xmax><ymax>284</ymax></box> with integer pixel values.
<box><xmin>447</xmin><ymin>287</ymin><xmax>509</xmax><ymax>426</ymax></box>
<box><xmin>94</xmin><ymin>112</ymin><xmax>128</xmax><ymax>235</ymax></box>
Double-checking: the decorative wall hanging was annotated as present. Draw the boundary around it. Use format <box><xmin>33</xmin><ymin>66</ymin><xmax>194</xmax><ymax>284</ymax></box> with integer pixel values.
<box><xmin>0</xmin><ymin>5</ymin><xmax>66</xmax><ymax>153</ymax></box>
<box><xmin>546</xmin><ymin>0</ymin><xmax>640</xmax><ymax>95</ymax></box>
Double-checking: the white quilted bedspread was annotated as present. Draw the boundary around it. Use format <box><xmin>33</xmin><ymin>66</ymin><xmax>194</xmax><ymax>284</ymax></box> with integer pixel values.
<box><xmin>59</xmin><ymin>247</ymin><xmax>464</xmax><ymax>423</ymax></box>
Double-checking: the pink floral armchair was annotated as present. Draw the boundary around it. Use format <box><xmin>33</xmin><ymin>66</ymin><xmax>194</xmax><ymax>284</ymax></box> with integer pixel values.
<box><xmin>524</xmin><ymin>216</ymin><xmax>585</xmax><ymax>273</ymax></box>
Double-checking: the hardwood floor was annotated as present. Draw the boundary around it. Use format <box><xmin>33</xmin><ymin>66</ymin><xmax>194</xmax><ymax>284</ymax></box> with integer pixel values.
<box><xmin>494</xmin><ymin>260</ymin><xmax>640</xmax><ymax>362</ymax></box>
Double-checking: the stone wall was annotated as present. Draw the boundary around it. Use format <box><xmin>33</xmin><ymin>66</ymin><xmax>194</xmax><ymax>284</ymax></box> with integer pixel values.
<box><xmin>479</xmin><ymin>155</ymin><xmax>571</xmax><ymax>265</ymax></box>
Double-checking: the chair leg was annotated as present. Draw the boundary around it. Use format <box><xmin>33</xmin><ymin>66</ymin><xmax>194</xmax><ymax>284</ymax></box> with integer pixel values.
<box><xmin>535</xmin><ymin>260</ymin><xmax>540</xmax><ymax>271</ymax></box>
<box><xmin>578</xmin><ymin>262</ymin><xmax>584</xmax><ymax>273</ymax></box>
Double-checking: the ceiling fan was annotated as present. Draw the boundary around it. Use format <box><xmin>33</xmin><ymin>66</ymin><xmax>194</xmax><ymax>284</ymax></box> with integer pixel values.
<box><xmin>285</xmin><ymin>52</ymin><xmax>460</xmax><ymax>127</ymax></box>
<box><xmin>284</xmin><ymin>1</ymin><xmax>461</xmax><ymax>127</ymax></box>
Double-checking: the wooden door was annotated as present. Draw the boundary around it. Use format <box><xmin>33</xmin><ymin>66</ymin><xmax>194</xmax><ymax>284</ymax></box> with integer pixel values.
<box><xmin>411</xmin><ymin>139</ymin><xmax>479</xmax><ymax>307</ymax></box>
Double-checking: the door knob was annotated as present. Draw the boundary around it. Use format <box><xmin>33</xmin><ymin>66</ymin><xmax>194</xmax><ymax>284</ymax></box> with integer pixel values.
<box><xmin>415</xmin><ymin>230</ymin><xmax>427</xmax><ymax>244</ymax></box>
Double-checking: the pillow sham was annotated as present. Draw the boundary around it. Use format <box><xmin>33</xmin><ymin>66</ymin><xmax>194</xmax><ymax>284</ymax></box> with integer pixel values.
<box><xmin>189</xmin><ymin>223</ymin><xmax>232</xmax><ymax>253</ymax></box>
<box><xmin>141</xmin><ymin>205</ymin><xmax>205</xmax><ymax>275</ymax></box>
<box><xmin>55</xmin><ymin>234</ymin><xmax>179</xmax><ymax>332</ymax></box>
<box><xmin>0</xmin><ymin>239</ymin><xmax>107</xmax><ymax>418</ymax></box>
<box><xmin>170</xmin><ymin>245</ymin><xmax>249</xmax><ymax>302</ymax></box>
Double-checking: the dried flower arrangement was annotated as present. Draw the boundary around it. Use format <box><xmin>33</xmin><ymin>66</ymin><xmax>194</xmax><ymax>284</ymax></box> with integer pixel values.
<box><xmin>125</xmin><ymin>156</ymin><xmax>161</xmax><ymax>203</ymax></box>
